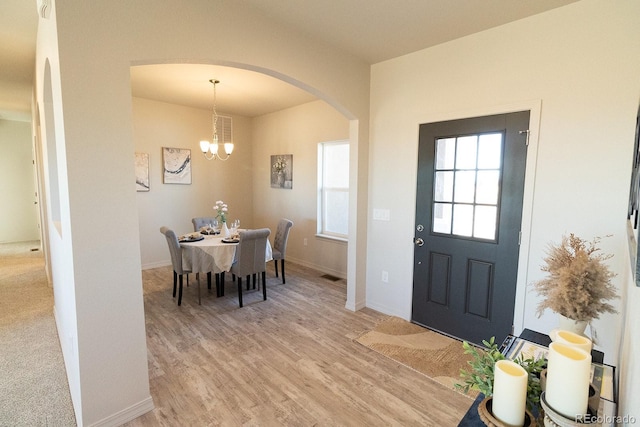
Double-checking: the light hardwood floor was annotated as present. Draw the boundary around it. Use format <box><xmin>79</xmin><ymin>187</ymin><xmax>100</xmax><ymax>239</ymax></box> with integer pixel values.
<box><xmin>125</xmin><ymin>262</ymin><xmax>472</xmax><ymax>426</ymax></box>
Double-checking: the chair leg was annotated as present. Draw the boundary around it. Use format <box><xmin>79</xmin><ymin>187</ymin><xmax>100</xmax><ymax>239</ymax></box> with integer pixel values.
<box><xmin>281</xmin><ymin>259</ymin><xmax>286</xmax><ymax>284</ymax></box>
<box><xmin>252</xmin><ymin>273</ymin><xmax>257</xmax><ymax>290</ymax></box>
<box><xmin>237</xmin><ymin>277</ymin><xmax>243</xmax><ymax>307</ymax></box>
<box><xmin>207</xmin><ymin>272</ymin><xmax>212</xmax><ymax>290</ymax></box>
<box><xmin>173</xmin><ymin>271</ymin><xmax>177</xmax><ymax>298</ymax></box>
<box><xmin>262</xmin><ymin>271</ymin><xmax>267</xmax><ymax>301</ymax></box>
<box><xmin>221</xmin><ymin>272</ymin><xmax>226</xmax><ymax>296</ymax></box>
<box><xmin>178</xmin><ymin>274</ymin><xmax>184</xmax><ymax>306</ymax></box>
<box><xmin>215</xmin><ymin>273</ymin><xmax>221</xmax><ymax>297</ymax></box>
<box><xmin>274</xmin><ymin>259</ymin><xmax>279</xmax><ymax>278</ymax></box>
<box><xmin>246</xmin><ymin>275</ymin><xmax>251</xmax><ymax>290</ymax></box>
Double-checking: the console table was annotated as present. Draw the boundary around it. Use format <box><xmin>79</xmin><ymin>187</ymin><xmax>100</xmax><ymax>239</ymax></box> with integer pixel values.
<box><xmin>457</xmin><ymin>329</ymin><xmax>615</xmax><ymax>426</ymax></box>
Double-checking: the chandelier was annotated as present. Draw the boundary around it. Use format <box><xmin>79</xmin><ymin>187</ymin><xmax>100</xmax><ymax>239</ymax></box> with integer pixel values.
<box><xmin>199</xmin><ymin>79</ymin><xmax>234</xmax><ymax>161</ymax></box>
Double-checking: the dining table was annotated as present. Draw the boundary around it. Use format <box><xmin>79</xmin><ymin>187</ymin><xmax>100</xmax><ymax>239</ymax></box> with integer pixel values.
<box><xmin>179</xmin><ymin>231</ymin><xmax>273</xmax><ymax>303</ymax></box>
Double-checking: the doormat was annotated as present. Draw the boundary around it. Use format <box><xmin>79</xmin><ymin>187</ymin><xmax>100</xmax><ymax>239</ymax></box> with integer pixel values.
<box><xmin>355</xmin><ymin>316</ymin><xmax>478</xmax><ymax>399</ymax></box>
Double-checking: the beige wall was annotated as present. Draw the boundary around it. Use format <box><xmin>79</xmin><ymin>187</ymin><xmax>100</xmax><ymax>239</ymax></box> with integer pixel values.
<box><xmin>368</xmin><ymin>0</ymin><xmax>640</xmax><ymax>417</ymax></box>
<box><xmin>133</xmin><ymin>97</ymin><xmax>255</xmax><ymax>268</ymax></box>
<box><xmin>134</xmin><ymin>97</ymin><xmax>350</xmax><ymax>277</ymax></box>
<box><xmin>252</xmin><ymin>100</ymin><xmax>350</xmax><ymax>277</ymax></box>
<box><xmin>0</xmin><ymin>119</ymin><xmax>39</xmax><ymax>243</ymax></box>
<box><xmin>35</xmin><ymin>0</ymin><xmax>369</xmax><ymax>424</ymax></box>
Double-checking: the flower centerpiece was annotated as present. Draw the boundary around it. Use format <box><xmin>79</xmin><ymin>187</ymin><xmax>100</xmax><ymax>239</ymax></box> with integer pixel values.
<box><xmin>214</xmin><ymin>200</ymin><xmax>230</xmax><ymax>237</ymax></box>
<box><xmin>214</xmin><ymin>200</ymin><xmax>228</xmax><ymax>224</ymax></box>
<box><xmin>532</xmin><ymin>233</ymin><xmax>618</xmax><ymax>334</ymax></box>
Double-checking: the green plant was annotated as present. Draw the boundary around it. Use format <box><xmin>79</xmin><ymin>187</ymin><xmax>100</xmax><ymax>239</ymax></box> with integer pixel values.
<box><xmin>455</xmin><ymin>337</ymin><xmax>546</xmax><ymax>413</ymax></box>
<box><xmin>533</xmin><ymin>233</ymin><xmax>618</xmax><ymax>322</ymax></box>
<box><xmin>455</xmin><ymin>337</ymin><xmax>504</xmax><ymax>397</ymax></box>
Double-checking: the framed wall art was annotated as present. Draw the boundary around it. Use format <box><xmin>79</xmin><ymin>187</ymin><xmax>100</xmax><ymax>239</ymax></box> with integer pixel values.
<box><xmin>163</xmin><ymin>147</ymin><xmax>191</xmax><ymax>185</ymax></box>
<box><xmin>135</xmin><ymin>152</ymin><xmax>150</xmax><ymax>192</ymax></box>
<box><xmin>271</xmin><ymin>154</ymin><xmax>293</xmax><ymax>189</ymax></box>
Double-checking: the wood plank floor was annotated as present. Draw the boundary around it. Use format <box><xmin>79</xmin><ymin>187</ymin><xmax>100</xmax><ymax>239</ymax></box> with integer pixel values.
<box><xmin>125</xmin><ymin>262</ymin><xmax>472</xmax><ymax>426</ymax></box>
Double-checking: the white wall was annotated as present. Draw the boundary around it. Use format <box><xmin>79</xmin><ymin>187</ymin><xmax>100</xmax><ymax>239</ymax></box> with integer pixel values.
<box><xmin>367</xmin><ymin>0</ymin><xmax>640</xmax><ymax>413</ymax></box>
<box><xmin>252</xmin><ymin>100</ymin><xmax>350</xmax><ymax>277</ymax></box>
<box><xmin>35</xmin><ymin>0</ymin><xmax>369</xmax><ymax>424</ymax></box>
<box><xmin>368</xmin><ymin>0</ymin><xmax>639</xmax><ymax>364</ymax></box>
<box><xmin>133</xmin><ymin>97</ymin><xmax>254</xmax><ymax>269</ymax></box>
<box><xmin>0</xmin><ymin>119</ymin><xmax>39</xmax><ymax>243</ymax></box>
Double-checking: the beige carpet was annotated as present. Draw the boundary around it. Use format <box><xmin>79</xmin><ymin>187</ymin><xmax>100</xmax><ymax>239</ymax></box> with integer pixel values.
<box><xmin>0</xmin><ymin>241</ymin><xmax>76</xmax><ymax>426</ymax></box>
<box><xmin>355</xmin><ymin>316</ymin><xmax>477</xmax><ymax>399</ymax></box>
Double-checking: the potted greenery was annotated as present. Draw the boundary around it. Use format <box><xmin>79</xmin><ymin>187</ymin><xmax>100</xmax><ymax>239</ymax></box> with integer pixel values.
<box><xmin>455</xmin><ymin>337</ymin><xmax>545</xmax><ymax>426</ymax></box>
<box><xmin>532</xmin><ymin>233</ymin><xmax>618</xmax><ymax>335</ymax></box>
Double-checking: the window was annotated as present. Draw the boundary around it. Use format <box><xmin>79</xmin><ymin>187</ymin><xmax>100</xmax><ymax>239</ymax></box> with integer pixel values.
<box><xmin>318</xmin><ymin>141</ymin><xmax>349</xmax><ymax>238</ymax></box>
<box><xmin>432</xmin><ymin>132</ymin><xmax>503</xmax><ymax>241</ymax></box>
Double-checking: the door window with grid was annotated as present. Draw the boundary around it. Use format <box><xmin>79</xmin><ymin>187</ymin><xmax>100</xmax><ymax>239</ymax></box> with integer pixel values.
<box><xmin>432</xmin><ymin>132</ymin><xmax>503</xmax><ymax>241</ymax></box>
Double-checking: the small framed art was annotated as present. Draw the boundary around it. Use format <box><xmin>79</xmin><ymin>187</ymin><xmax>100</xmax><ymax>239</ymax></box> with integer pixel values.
<box><xmin>271</xmin><ymin>154</ymin><xmax>293</xmax><ymax>189</ymax></box>
<box><xmin>135</xmin><ymin>152</ymin><xmax>150</xmax><ymax>192</ymax></box>
<box><xmin>163</xmin><ymin>147</ymin><xmax>191</xmax><ymax>185</ymax></box>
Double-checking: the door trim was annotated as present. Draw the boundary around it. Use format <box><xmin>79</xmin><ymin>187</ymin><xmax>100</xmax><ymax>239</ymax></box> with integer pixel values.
<box><xmin>413</xmin><ymin>99</ymin><xmax>541</xmax><ymax>334</ymax></box>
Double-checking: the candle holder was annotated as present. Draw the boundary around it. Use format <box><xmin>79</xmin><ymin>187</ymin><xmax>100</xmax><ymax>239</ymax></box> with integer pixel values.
<box><xmin>478</xmin><ymin>396</ymin><xmax>537</xmax><ymax>427</ymax></box>
<box><xmin>539</xmin><ymin>370</ymin><xmax>600</xmax><ymax>420</ymax></box>
<box><xmin>540</xmin><ymin>392</ymin><xmax>598</xmax><ymax>426</ymax></box>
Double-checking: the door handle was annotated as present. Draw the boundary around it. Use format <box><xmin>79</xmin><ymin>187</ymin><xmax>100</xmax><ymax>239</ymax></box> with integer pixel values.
<box><xmin>414</xmin><ymin>237</ymin><xmax>424</xmax><ymax>247</ymax></box>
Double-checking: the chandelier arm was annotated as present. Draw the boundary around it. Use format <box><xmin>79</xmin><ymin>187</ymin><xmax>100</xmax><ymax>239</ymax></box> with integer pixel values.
<box><xmin>201</xmin><ymin>79</ymin><xmax>232</xmax><ymax>161</ymax></box>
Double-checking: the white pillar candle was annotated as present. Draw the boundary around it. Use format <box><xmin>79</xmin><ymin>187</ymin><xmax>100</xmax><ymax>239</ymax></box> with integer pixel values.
<box><xmin>545</xmin><ymin>342</ymin><xmax>592</xmax><ymax>420</ymax></box>
<box><xmin>553</xmin><ymin>329</ymin><xmax>593</xmax><ymax>354</ymax></box>
<box><xmin>492</xmin><ymin>360</ymin><xmax>528</xmax><ymax>427</ymax></box>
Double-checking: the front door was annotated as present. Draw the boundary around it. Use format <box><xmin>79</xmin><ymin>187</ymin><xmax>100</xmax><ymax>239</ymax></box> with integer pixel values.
<box><xmin>411</xmin><ymin>111</ymin><xmax>529</xmax><ymax>345</ymax></box>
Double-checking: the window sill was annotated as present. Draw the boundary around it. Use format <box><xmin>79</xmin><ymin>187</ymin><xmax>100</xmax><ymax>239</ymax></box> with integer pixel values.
<box><xmin>315</xmin><ymin>234</ymin><xmax>348</xmax><ymax>244</ymax></box>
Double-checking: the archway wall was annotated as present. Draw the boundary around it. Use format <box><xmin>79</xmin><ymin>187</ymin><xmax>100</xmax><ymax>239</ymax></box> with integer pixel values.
<box><xmin>36</xmin><ymin>0</ymin><xmax>370</xmax><ymax>425</ymax></box>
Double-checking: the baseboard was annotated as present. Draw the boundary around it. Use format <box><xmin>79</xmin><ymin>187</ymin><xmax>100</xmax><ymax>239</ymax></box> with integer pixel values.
<box><xmin>284</xmin><ymin>256</ymin><xmax>346</xmax><ymax>280</ymax></box>
<box><xmin>142</xmin><ymin>260</ymin><xmax>171</xmax><ymax>270</ymax></box>
<box><xmin>88</xmin><ymin>396</ymin><xmax>154</xmax><ymax>427</ymax></box>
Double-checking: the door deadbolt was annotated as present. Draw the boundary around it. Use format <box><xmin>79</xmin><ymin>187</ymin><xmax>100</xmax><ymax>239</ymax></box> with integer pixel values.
<box><xmin>414</xmin><ymin>237</ymin><xmax>424</xmax><ymax>247</ymax></box>
<box><xmin>416</xmin><ymin>224</ymin><xmax>424</xmax><ymax>232</ymax></box>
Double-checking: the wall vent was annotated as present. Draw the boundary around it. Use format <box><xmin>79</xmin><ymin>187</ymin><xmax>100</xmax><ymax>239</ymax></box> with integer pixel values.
<box><xmin>218</xmin><ymin>115</ymin><xmax>233</xmax><ymax>145</ymax></box>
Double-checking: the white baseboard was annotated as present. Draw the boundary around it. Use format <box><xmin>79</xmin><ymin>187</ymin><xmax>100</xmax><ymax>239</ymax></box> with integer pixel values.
<box><xmin>142</xmin><ymin>260</ymin><xmax>171</xmax><ymax>270</ymax></box>
<box><xmin>88</xmin><ymin>396</ymin><xmax>154</xmax><ymax>427</ymax></box>
<box><xmin>284</xmin><ymin>256</ymin><xmax>346</xmax><ymax>279</ymax></box>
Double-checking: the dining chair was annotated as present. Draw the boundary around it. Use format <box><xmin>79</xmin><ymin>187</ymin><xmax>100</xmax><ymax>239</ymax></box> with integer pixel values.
<box><xmin>229</xmin><ymin>228</ymin><xmax>271</xmax><ymax>307</ymax></box>
<box><xmin>192</xmin><ymin>217</ymin><xmax>218</xmax><ymax>231</ymax></box>
<box><xmin>272</xmin><ymin>218</ymin><xmax>293</xmax><ymax>284</ymax></box>
<box><xmin>160</xmin><ymin>226</ymin><xmax>192</xmax><ymax>306</ymax></box>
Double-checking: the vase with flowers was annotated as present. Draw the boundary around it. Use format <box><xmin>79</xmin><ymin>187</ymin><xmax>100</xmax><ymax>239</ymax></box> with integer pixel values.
<box><xmin>272</xmin><ymin>156</ymin><xmax>288</xmax><ymax>187</ymax></box>
<box><xmin>532</xmin><ymin>233</ymin><xmax>618</xmax><ymax>336</ymax></box>
<box><xmin>214</xmin><ymin>200</ymin><xmax>230</xmax><ymax>237</ymax></box>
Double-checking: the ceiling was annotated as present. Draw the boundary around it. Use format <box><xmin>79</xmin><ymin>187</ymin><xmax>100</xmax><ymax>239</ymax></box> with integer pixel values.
<box><xmin>1</xmin><ymin>0</ymin><xmax>579</xmax><ymax>121</ymax></box>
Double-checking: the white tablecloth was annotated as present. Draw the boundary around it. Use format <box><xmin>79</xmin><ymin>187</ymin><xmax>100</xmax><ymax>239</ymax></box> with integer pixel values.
<box><xmin>180</xmin><ymin>234</ymin><xmax>273</xmax><ymax>274</ymax></box>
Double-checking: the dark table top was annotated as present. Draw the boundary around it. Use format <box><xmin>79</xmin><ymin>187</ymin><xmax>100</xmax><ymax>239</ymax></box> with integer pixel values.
<box><xmin>456</xmin><ymin>329</ymin><xmax>604</xmax><ymax>426</ymax></box>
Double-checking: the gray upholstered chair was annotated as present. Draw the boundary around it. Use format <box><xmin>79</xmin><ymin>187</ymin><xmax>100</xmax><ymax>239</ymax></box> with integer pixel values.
<box><xmin>192</xmin><ymin>217</ymin><xmax>218</xmax><ymax>231</ymax></box>
<box><xmin>160</xmin><ymin>226</ymin><xmax>192</xmax><ymax>306</ymax></box>
<box><xmin>272</xmin><ymin>219</ymin><xmax>293</xmax><ymax>284</ymax></box>
<box><xmin>229</xmin><ymin>228</ymin><xmax>271</xmax><ymax>307</ymax></box>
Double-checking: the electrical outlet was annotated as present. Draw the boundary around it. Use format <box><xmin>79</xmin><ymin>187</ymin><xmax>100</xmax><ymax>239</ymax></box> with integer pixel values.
<box><xmin>303</xmin><ymin>238</ymin><xmax>308</xmax><ymax>246</ymax></box>
<box><xmin>381</xmin><ymin>270</ymin><xmax>389</xmax><ymax>283</ymax></box>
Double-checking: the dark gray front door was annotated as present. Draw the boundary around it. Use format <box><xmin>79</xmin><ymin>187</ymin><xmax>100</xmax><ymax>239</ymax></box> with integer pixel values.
<box><xmin>411</xmin><ymin>111</ymin><xmax>529</xmax><ymax>345</ymax></box>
